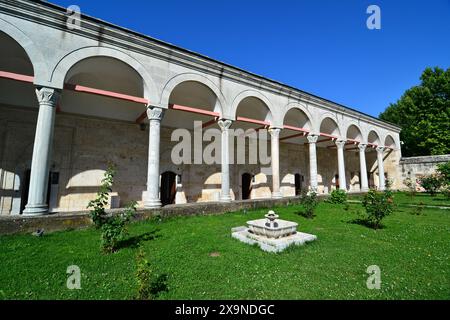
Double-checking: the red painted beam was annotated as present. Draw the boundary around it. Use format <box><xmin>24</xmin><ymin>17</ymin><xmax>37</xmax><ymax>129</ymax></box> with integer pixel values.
<box><xmin>64</xmin><ymin>83</ymin><xmax>148</xmax><ymax>104</ymax></box>
<box><xmin>319</xmin><ymin>132</ymin><xmax>339</xmax><ymax>139</ymax></box>
<box><xmin>236</xmin><ymin>116</ymin><xmax>270</xmax><ymax>126</ymax></box>
<box><xmin>0</xmin><ymin>71</ymin><xmax>34</xmax><ymax>83</ymax></box>
<box><xmin>168</xmin><ymin>104</ymin><xmax>220</xmax><ymax>117</ymax></box>
<box><xmin>283</xmin><ymin>124</ymin><xmax>309</xmax><ymax>133</ymax></box>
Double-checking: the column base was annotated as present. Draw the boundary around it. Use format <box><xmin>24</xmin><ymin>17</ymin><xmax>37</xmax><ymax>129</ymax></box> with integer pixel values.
<box><xmin>22</xmin><ymin>204</ymin><xmax>49</xmax><ymax>216</ymax></box>
<box><xmin>142</xmin><ymin>191</ymin><xmax>161</xmax><ymax>208</ymax></box>
<box><xmin>220</xmin><ymin>195</ymin><xmax>232</xmax><ymax>203</ymax></box>
<box><xmin>271</xmin><ymin>192</ymin><xmax>283</xmax><ymax>199</ymax></box>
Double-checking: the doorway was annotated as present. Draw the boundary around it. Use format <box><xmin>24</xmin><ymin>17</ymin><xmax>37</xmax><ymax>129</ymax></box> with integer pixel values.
<box><xmin>335</xmin><ymin>174</ymin><xmax>340</xmax><ymax>189</ymax></box>
<box><xmin>241</xmin><ymin>173</ymin><xmax>253</xmax><ymax>200</ymax></box>
<box><xmin>294</xmin><ymin>173</ymin><xmax>302</xmax><ymax>196</ymax></box>
<box><xmin>161</xmin><ymin>171</ymin><xmax>176</xmax><ymax>206</ymax></box>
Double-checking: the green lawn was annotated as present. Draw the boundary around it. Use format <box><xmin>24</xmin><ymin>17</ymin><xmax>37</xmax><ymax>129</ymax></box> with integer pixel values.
<box><xmin>0</xmin><ymin>193</ymin><xmax>449</xmax><ymax>300</ymax></box>
<box><xmin>349</xmin><ymin>191</ymin><xmax>450</xmax><ymax>207</ymax></box>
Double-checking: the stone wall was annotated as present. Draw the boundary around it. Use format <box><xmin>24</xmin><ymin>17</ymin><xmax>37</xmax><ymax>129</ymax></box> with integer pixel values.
<box><xmin>398</xmin><ymin>155</ymin><xmax>450</xmax><ymax>190</ymax></box>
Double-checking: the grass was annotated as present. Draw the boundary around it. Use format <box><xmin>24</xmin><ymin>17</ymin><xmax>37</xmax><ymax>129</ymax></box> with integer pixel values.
<box><xmin>0</xmin><ymin>193</ymin><xmax>449</xmax><ymax>300</ymax></box>
<box><xmin>349</xmin><ymin>191</ymin><xmax>450</xmax><ymax>207</ymax></box>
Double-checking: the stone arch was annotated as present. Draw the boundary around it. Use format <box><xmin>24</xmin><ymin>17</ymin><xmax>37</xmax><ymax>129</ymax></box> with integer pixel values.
<box><xmin>367</xmin><ymin>127</ymin><xmax>382</xmax><ymax>145</ymax></box>
<box><xmin>50</xmin><ymin>46</ymin><xmax>159</xmax><ymax>103</ymax></box>
<box><xmin>344</xmin><ymin>121</ymin><xmax>364</xmax><ymax>141</ymax></box>
<box><xmin>384</xmin><ymin>133</ymin><xmax>397</xmax><ymax>149</ymax></box>
<box><xmin>160</xmin><ymin>72</ymin><xmax>227</xmax><ymax>117</ymax></box>
<box><xmin>0</xmin><ymin>18</ymin><xmax>49</xmax><ymax>83</ymax></box>
<box><xmin>231</xmin><ymin>90</ymin><xmax>276</xmax><ymax>125</ymax></box>
<box><xmin>318</xmin><ymin>113</ymin><xmax>341</xmax><ymax>137</ymax></box>
<box><xmin>284</xmin><ymin>102</ymin><xmax>314</xmax><ymax>130</ymax></box>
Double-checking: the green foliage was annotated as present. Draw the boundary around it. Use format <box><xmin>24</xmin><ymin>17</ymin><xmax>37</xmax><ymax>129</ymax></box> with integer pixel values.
<box><xmin>136</xmin><ymin>249</ymin><xmax>153</xmax><ymax>300</ymax></box>
<box><xmin>379</xmin><ymin>67</ymin><xmax>450</xmax><ymax>156</ymax></box>
<box><xmin>329</xmin><ymin>189</ymin><xmax>347</xmax><ymax>204</ymax></box>
<box><xmin>412</xmin><ymin>202</ymin><xmax>425</xmax><ymax>216</ymax></box>
<box><xmin>87</xmin><ymin>164</ymin><xmax>116</xmax><ymax>228</ymax></box>
<box><xmin>403</xmin><ymin>177</ymin><xmax>417</xmax><ymax>198</ymax></box>
<box><xmin>361</xmin><ymin>188</ymin><xmax>395</xmax><ymax>229</ymax></box>
<box><xmin>298</xmin><ymin>190</ymin><xmax>319</xmax><ymax>218</ymax></box>
<box><xmin>135</xmin><ymin>249</ymin><xmax>168</xmax><ymax>300</ymax></box>
<box><xmin>419</xmin><ymin>175</ymin><xmax>442</xmax><ymax>196</ymax></box>
<box><xmin>101</xmin><ymin>201</ymin><xmax>137</xmax><ymax>253</ymax></box>
<box><xmin>436</xmin><ymin>161</ymin><xmax>450</xmax><ymax>187</ymax></box>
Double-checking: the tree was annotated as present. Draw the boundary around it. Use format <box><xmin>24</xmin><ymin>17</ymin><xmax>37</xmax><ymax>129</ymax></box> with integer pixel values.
<box><xmin>379</xmin><ymin>67</ymin><xmax>450</xmax><ymax>157</ymax></box>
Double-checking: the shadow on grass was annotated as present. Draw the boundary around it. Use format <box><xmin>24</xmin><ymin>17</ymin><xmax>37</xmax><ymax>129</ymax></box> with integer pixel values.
<box><xmin>117</xmin><ymin>229</ymin><xmax>161</xmax><ymax>250</ymax></box>
<box><xmin>295</xmin><ymin>210</ymin><xmax>315</xmax><ymax>219</ymax></box>
<box><xmin>348</xmin><ymin>218</ymin><xmax>385</xmax><ymax>230</ymax></box>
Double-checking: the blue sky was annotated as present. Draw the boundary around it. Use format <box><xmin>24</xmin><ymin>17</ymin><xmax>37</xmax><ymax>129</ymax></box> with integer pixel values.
<box><xmin>50</xmin><ymin>0</ymin><xmax>450</xmax><ymax>117</ymax></box>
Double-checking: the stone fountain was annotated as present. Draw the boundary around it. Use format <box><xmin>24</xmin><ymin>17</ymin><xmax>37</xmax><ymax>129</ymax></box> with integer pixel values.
<box><xmin>231</xmin><ymin>210</ymin><xmax>317</xmax><ymax>253</ymax></box>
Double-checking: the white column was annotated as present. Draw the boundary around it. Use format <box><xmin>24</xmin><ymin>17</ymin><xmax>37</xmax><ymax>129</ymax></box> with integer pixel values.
<box><xmin>23</xmin><ymin>87</ymin><xmax>60</xmax><ymax>215</ymax></box>
<box><xmin>376</xmin><ymin>146</ymin><xmax>386</xmax><ymax>191</ymax></box>
<box><xmin>269</xmin><ymin>127</ymin><xmax>282</xmax><ymax>198</ymax></box>
<box><xmin>307</xmin><ymin>134</ymin><xmax>319</xmax><ymax>193</ymax></box>
<box><xmin>358</xmin><ymin>143</ymin><xmax>369</xmax><ymax>192</ymax></box>
<box><xmin>143</xmin><ymin>106</ymin><xmax>165</xmax><ymax>208</ymax></box>
<box><xmin>218</xmin><ymin>119</ymin><xmax>232</xmax><ymax>202</ymax></box>
<box><xmin>335</xmin><ymin>140</ymin><xmax>347</xmax><ymax>191</ymax></box>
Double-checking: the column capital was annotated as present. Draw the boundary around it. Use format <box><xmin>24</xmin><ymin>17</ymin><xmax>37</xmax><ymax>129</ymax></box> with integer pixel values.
<box><xmin>376</xmin><ymin>146</ymin><xmax>385</xmax><ymax>153</ymax></box>
<box><xmin>307</xmin><ymin>134</ymin><xmax>319</xmax><ymax>144</ymax></box>
<box><xmin>268</xmin><ymin>127</ymin><xmax>281</xmax><ymax>138</ymax></box>
<box><xmin>335</xmin><ymin>139</ymin><xmax>347</xmax><ymax>149</ymax></box>
<box><xmin>35</xmin><ymin>87</ymin><xmax>60</xmax><ymax>107</ymax></box>
<box><xmin>358</xmin><ymin>143</ymin><xmax>367</xmax><ymax>151</ymax></box>
<box><xmin>146</xmin><ymin>106</ymin><xmax>165</xmax><ymax>121</ymax></box>
<box><xmin>218</xmin><ymin>119</ymin><xmax>232</xmax><ymax>131</ymax></box>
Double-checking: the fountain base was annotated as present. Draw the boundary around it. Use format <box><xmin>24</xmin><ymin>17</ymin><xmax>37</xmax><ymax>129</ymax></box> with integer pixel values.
<box><xmin>231</xmin><ymin>211</ymin><xmax>317</xmax><ymax>253</ymax></box>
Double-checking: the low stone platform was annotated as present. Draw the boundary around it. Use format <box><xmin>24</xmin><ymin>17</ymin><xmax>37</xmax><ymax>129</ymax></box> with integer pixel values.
<box><xmin>231</xmin><ymin>226</ymin><xmax>317</xmax><ymax>253</ymax></box>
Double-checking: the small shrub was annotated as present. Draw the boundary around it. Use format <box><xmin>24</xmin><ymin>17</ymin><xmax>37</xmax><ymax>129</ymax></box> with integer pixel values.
<box><xmin>443</xmin><ymin>186</ymin><xmax>450</xmax><ymax>200</ymax></box>
<box><xmin>136</xmin><ymin>249</ymin><xmax>153</xmax><ymax>300</ymax></box>
<box><xmin>101</xmin><ymin>201</ymin><xmax>137</xmax><ymax>253</ymax></box>
<box><xmin>298</xmin><ymin>190</ymin><xmax>319</xmax><ymax>218</ymax></box>
<box><xmin>403</xmin><ymin>177</ymin><xmax>417</xmax><ymax>198</ymax></box>
<box><xmin>329</xmin><ymin>189</ymin><xmax>347</xmax><ymax>204</ymax></box>
<box><xmin>87</xmin><ymin>164</ymin><xmax>115</xmax><ymax>228</ymax></box>
<box><xmin>419</xmin><ymin>175</ymin><xmax>442</xmax><ymax>196</ymax></box>
<box><xmin>361</xmin><ymin>188</ymin><xmax>394</xmax><ymax>229</ymax></box>
<box><xmin>411</xmin><ymin>202</ymin><xmax>425</xmax><ymax>215</ymax></box>
<box><xmin>136</xmin><ymin>249</ymin><xmax>168</xmax><ymax>300</ymax></box>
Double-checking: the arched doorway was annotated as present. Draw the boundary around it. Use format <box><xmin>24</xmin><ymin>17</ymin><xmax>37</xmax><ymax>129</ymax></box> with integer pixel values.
<box><xmin>241</xmin><ymin>173</ymin><xmax>253</xmax><ymax>200</ymax></box>
<box><xmin>161</xmin><ymin>171</ymin><xmax>176</xmax><ymax>206</ymax></box>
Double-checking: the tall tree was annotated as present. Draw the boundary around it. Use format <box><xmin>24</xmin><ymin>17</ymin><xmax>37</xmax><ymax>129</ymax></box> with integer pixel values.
<box><xmin>379</xmin><ymin>67</ymin><xmax>449</xmax><ymax>157</ymax></box>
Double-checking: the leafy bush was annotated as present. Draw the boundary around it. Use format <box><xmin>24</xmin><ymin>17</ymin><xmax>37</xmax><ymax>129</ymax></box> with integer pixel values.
<box><xmin>361</xmin><ymin>188</ymin><xmax>394</xmax><ymax>229</ymax></box>
<box><xmin>419</xmin><ymin>174</ymin><xmax>442</xmax><ymax>196</ymax></box>
<box><xmin>329</xmin><ymin>189</ymin><xmax>347</xmax><ymax>204</ymax></box>
<box><xmin>136</xmin><ymin>249</ymin><xmax>168</xmax><ymax>300</ymax></box>
<box><xmin>298</xmin><ymin>190</ymin><xmax>319</xmax><ymax>218</ymax></box>
<box><xmin>101</xmin><ymin>201</ymin><xmax>137</xmax><ymax>253</ymax></box>
<box><xmin>136</xmin><ymin>249</ymin><xmax>153</xmax><ymax>300</ymax></box>
<box><xmin>87</xmin><ymin>164</ymin><xmax>115</xmax><ymax>228</ymax></box>
<box><xmin>403</xmin><ymin>177</ymin><xmax>417</xmax><ymax>198</ymax></box>
<box><xmin>436</xmin><ymin>161</ymin><xmax>450</xmax><ymax>187</ymax></box>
